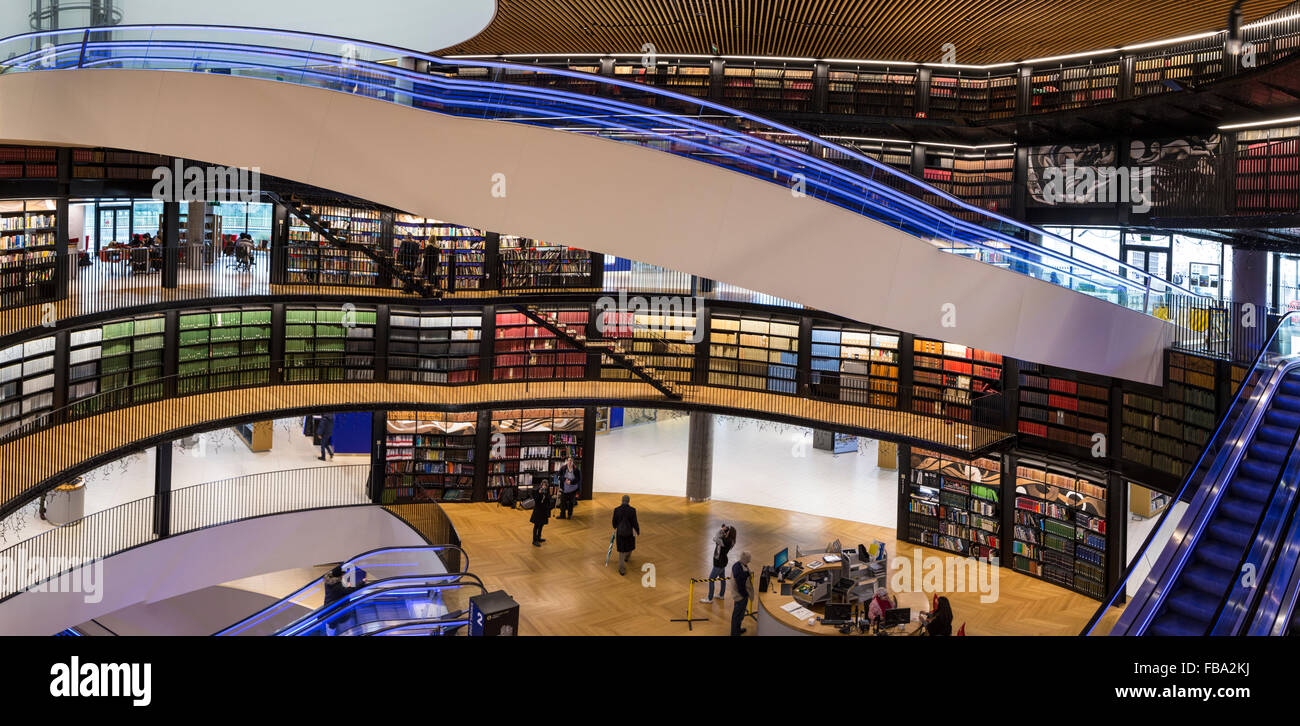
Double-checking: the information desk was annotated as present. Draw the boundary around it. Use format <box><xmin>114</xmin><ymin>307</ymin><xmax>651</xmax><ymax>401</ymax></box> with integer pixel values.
<box><xmin>756</xmin><ymin>550</ymin><xmax>926</xmax><ymax>636</ymax></box>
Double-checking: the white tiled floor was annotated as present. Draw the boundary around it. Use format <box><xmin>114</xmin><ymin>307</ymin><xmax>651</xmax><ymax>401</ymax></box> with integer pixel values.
<box><xmin>594</xmin><ymin>414</ymin><xmax>899</xmax><ymax>528</ymax></box>
<box><xmin>0</xmin><ymin>417</ymin><xmax>358</xmax><ymax>549</ymax></box>
<box><xmin>1125</xmin><ymin>500</ymin><xmax>1189</xmax><ymax>596</ymax></box>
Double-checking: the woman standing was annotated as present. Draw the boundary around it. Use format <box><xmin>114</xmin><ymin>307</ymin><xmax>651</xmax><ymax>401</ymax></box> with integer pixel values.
<box><xmin>701</xmin><ymin>524</ymin><xmax>736</xmax><ymax>603</ymax></box>
<box><xmin>530</xmin><ymin>481</ymin><xmax>555</xmax><ymax>547</ymax></box>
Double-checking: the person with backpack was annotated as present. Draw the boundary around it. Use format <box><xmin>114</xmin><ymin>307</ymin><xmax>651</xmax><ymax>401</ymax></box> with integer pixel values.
<box><xmin>611</xmin><ymin>495</ymin><xmax>640</xmax><ymax>575</ymax></box>
<box><xmin>700</xmin><ymin>524</ymin><xmax>736</xmax><ymax>603</ymax></box>
<box><xmin>530</xmin><ymin>482</ymin><xmax>555</xmax><ymax>547</ymax></box>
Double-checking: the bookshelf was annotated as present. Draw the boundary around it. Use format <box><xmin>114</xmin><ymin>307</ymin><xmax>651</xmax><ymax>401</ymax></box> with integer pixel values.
<box><xmin>1029</xmin><ymin>61</ymin><xmax>1119</xmax><ymax>113</ymax></box>
<box><xmin>176</xmin><ymin>307</ymin><xmax>272</xmax><ymax>394</ymax></box>
<box><xmin>1012</xmin><ymin>459</ymin><xmax>1109</xmax><ymax>599</ymax></box>
<box><xmin>1016</xmin><ymin>363</ymin><xmax>1110</xmax><ymax>451</ymax></box>
<box><xmin>707</xmin><ymin>312</ymin><xmax>799</xmax><ymax>393</ymax></box>
<box><xmin>930</xmin><ymin>72</ymin><xmax>1017</xmax><ymax>119</ymax></box>
<box><xmin>499</xmin><ymin>235</ymin><xmax>594</xmax><ymax>289</ymax></box>
<box><xmin>493</xmin><ymin>307</ymin><xmax>589</xmax><ymax>381</ymax></box>
<box><xmin>487</xmin><ymin>408</ymin><xmax>586</xmax><ymax>501</ymax></box>
<box><xmin>387</xmin><ymin>307</ymin><xmax>482</xmax><ymax>384</ymax></box>
<box><xmin>0</xmin><ymin>199</ymin><xmax>57</xmax><ymax>308</ymax></box>
<box><xmin>912</xmin><ymin>338</ymin><xmax>1002</xmax><ymax>421</ymax></box>
<box><xmin>0</xmin><ymin>335</ymin><xmax>55</xmax><ymax>440</ymax></box>
<box><xmin>70</xmin><ymin>149</ymin><xmax>170</xmax><ymax>181</ymax></box>
<box><xmin>0</xmin><ymin>146</ymin><xmax>57</xmax><ymax>179</ymax></box>
<box><xmin>67</xmin><ymin>313</ymin><xmax>166</xmax><ymax>417</ymax></box>
<box><xmin>429</xmin><ymin>222</ymin><xmax>486</xmax><ymax>291</ymax></box>
<box><xmin>1133</xmin><ymin>44</ymin><xmax>1224</xmax><ymax>98</ymax></box>
<box><xmin>922</xmin><ymin>150</ymin><xmax>1015</xmax><ymax>215</ymax></box>
<box><xmin>614</xmin><ymin>61</ymin><xmax>712</xmax><ymax>99</ymax></box>
<box><xmin>284</xmin><ymin>305</ymin><xmax>377</xmax><ymax>382</ymax></box>
<box><xmin>383</xmin><ymin>410</ymin><xmax>478</xmax><ymax>504</ymax></box>
<box><xmin>809</xmin><ymin>324</ymin><xmax>900</xmax><ymax>408</ymax></box>
<box><xmin>904</xmin><ymin>447</ymin><xmax>1002</xmax><ymax>559</ymax></box>
<box><xmin>1234</xmin><ymin>126</ymin><xmax>1299</xmax><ymax>214</ymax></box>
<box><xmin>722</xmin><ymin>63</ymin><xmax>815</xmax><ymax>114</ymax></box>
<box><xmin>825</xmin><ymin>138</ymin><xmax>912</xmax><ymax>172</ymax></box>
<box><xmin>286</xmin><ymin>205</ymin><xmax>381</xmax><ymax>286</ymax></box>
<box><xmin>598</xmin><ymin>307</ymin><xmax>697</xmax><ymax>384</ymax></box>
<box><xmin>826</xmin><ymin>65</ymin><xmax>917</xmax><ymax>117</ymax></box>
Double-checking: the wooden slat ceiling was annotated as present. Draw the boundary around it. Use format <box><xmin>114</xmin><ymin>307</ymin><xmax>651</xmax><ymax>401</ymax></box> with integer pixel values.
<box><xmin>441</xmin><ymin>0</ymin><xmax>1296</xmax><ymax>64</ymax></box>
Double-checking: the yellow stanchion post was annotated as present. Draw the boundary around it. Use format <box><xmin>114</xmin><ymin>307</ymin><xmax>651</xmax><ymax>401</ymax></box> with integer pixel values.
<box><xmin>746</xmin><ymin>572</ymin><xmax>758</xmax><ymax>620</ymax></box>
<box><xmin>670</xmin><ymin>576</ymin><xmax>728</xmax><ymax>630</ymax></box>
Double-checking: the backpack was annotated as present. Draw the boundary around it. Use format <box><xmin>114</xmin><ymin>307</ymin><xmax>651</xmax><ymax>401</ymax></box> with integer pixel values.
<box><xmin>498</xmin><ymin>486</ymin><xmax>517</xmax><ymax>508</ymax></box>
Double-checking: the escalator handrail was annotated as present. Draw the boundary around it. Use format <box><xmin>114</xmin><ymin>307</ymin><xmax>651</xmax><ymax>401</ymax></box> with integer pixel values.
<box><xmin>1247</xmin><ymin>490</ymin><xmax>1300</xmax><ymax>635</ymax></box>
<box><xmin>279</xmin><ymin>576</ymin><xmax>486</xmax><ymax>636</ymax></box>
<box><xmin>222</xmin><ymin>571</ymin><xmax>484</xmax><ymax>636</ymax></box>
<box><xmin>1208</xmin><ymin>391</ymin><xmax>1300</xmax><ymax>634</ymax></box>
<box><xmin>366</xmin><ymin>620</ymin><xmax>470</xmax><ymax>636</ymax></box>
<box><xmin>0</xmin><ymin>25</ymin><xmax>1201</xmax><ymax>300</ymax></box>
<box><xmin>1081</xmin><ymin>311</ymin><xmax>1300</xmax><ymax>634</ymax></box>
<box><xmin>213</xmin><ymin>545</ymin><xmax>467</xmax><ymax>635</ymax></box>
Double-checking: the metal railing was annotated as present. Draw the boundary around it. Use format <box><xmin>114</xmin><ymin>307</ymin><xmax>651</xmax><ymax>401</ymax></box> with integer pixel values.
<box><xmin>0</xmin><ymin>26</ymin><xmax>1201</xmax><ymax>314</ymax></box>
<box><xmin>0</xmin><ymin>464</ymin><xmax>465</xmax><ymax>601</ymax></box>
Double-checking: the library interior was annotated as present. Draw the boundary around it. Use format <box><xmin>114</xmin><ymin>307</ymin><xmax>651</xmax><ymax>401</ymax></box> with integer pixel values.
<box><xmin>2</xmin><ymin>0</ymin><xmax>1300</xmax><ymax>642</ymax></box>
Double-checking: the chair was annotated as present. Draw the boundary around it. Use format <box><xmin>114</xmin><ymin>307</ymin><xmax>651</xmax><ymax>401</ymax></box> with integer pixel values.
<box><xmin>129</xmin><ymin>247</ymin><xmax>150</xmax><ymax>275</ymax></box>
<box><xmin>956</xmin><ymin>623</ymin><xmax>966</xmax><ymax>636</ymax></box>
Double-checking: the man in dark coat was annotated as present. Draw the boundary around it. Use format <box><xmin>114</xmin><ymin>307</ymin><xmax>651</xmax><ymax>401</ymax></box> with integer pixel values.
<box><xmin>530</xmin><ymin>483</ymin><xmax>555</xmax><ymax>547</ymax></box>
<box><xmin>731</xmin><ymin>551</ymin><xmax>752</xmax><ymax>636</ymax></box>
<box><xmin>316</xmin><ymin>413</ymin><xmax>335</xmax><ymax>461</ymax></box>
<box><xmin>611</xmin><ymin>494</ymin><xmax>640</xmax><ymax>575</ymax></box>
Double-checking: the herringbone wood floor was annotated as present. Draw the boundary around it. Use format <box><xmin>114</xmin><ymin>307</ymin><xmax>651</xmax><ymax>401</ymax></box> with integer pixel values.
<box><xmin>444</xmin><ymin>493</ymin><xmax>1102</xmax><ymax>636</ymax></box>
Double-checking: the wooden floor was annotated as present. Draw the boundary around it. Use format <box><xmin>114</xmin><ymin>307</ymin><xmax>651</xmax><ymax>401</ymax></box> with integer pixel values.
<box><xmin>443</xmin><ymin>493</ymin><xmax>1100</xmax><ymax>636</ymax></box>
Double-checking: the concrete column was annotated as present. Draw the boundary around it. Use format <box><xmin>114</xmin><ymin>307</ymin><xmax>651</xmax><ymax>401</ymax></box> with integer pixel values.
<box><xmin>184</xmin><ymin>200</ymin><xmax>206</xmax><ymax>270</ymax></box>
<box><xmin>685</xmin><ymin>412</ymin><xmax>714</xmax><ymax>502</ymax></box>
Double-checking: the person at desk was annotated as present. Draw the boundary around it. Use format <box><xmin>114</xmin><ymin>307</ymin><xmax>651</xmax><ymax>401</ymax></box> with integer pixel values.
<box><xmin>731</xmin><ymin>551</ymin><xmax>752</xmax><ymax>636</ymax></box>
<box><xmin>868</xmin><ymin>587</ymin><xmax>897</xmax><ymax>624</ymax></box>
<box><xmin>920</xmin><ymin>596</ymin><xmax>954</xmax><ymax>636</ymax></box>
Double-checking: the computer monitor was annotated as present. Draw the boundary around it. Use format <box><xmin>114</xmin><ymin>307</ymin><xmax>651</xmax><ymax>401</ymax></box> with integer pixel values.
<box><xmin>883</xmin><ymin>607</ymin><xmax>911</xmax><ymax>627</ymax></box>
<box><xmin>773</xmin><ymin>547</ymin><xmax>789</xmax><ymax>569</ymax></box>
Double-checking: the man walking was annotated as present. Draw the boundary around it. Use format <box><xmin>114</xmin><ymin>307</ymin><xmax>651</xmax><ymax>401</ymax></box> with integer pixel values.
<box><xmin>611</xmin><ymin>494</ymin><xmax>640</xmax><ymax>576</ymax></box>
<box><xmin>731</xmin><ymin>551</ymin><xmax>752</xmax><ymax>636</ymax></box>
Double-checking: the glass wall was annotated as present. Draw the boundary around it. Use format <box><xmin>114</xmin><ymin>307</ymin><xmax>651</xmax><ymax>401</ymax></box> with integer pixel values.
<box><xmin>213</xmin><ymin>202</ymin><xmax>273</xmax><ymax>245</ymax></box>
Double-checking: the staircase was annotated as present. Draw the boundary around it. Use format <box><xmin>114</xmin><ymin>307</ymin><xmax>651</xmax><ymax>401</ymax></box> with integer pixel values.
<box><xmin>268</xmin><ymin>192</ymin><xmax>440</xmax><ymax>299</ymax></box>
<box><xmin>514</xmin><ymin>305</ymin><xmax>682</xmax><ymax>400</ymax></box>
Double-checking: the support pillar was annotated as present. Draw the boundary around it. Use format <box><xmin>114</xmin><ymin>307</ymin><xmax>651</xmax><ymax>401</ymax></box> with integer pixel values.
<box><xmin>685</xmin><ymin>411</ymin><xmax>714</xmax><ymax>502</ymax></box>
<box><xmin>153</xmin><ymin>443</ymin><xmax>173</xmax><ymax>538</ymax></box>
<box><xmin>1231</xmin><ymin>247</ymin><xmax>1269</xmax><ymax>356</ymax></box>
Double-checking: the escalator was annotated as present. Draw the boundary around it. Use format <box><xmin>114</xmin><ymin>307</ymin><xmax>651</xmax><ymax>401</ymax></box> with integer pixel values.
<box><xmin>1088</xmin><ymin>313</ymin><xmax>1300</xmax><ymax>636</ymax></box>
<box><xmin>215</xmin><ymin>545</ymin><xmax>478</xmax><ymax>636</ymax></box>
<box><xmin>1144</xmin><ymin>368</ymin><xmax>1300</xmax><ymax>635</ymax></box>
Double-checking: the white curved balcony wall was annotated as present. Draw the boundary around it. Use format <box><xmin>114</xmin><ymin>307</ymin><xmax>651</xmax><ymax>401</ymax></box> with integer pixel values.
<box><xmin>0</xmin><ymin>506</ymin><xmax>430</xmax><ymax>636</ymax></box>
<box><xmin>0</xmin><ymin>69</ymin><xmax>1173</xmax><ymax>383</ymax></box>
<box><xmin>0</xmin><ymin>0</ymin><xmax>496</xmax><ymax>52</ymax></box>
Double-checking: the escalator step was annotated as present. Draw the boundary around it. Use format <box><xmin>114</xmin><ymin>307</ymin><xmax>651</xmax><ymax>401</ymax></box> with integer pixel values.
<box><xmin>1164</xmin><ymin>587</ymin><xmax>1222</xmax><ymax>622</ymax></box>
<box><xmin>1264</xmin><ymin>408</ymin><xmax>1300</xmax><ymax>429</ymax></box>
<box><xmin>1194</xmin><ymin>539</ymin><xmax>1244</xmax><ymax>571</ymax></box>
<box><xmin>1206</xmin><ymin>518</ymin><xmax>1254</xmax><ymax>548</ymax></box>
<box><xmin>1219</xmin><ymin>496</ymin><xmax>1266</xmax><ymax>525</ymax></box>
<box><xmin>1179</xmin><ymin>561</ymin><xmax>1234</xmax><ymax>597</ymax></box>
<box><xmin>1246</xmin><ymin>441</ymin><xmax>1290</xmax><ymax>464</ymax></box>
<box><xmin>1271</xmin><ymin>395</ymin><xmax>1300</xmax><ymax>413</ymax></box>
<box><xmin>1230</xmin><ymin>473</ymin><xmax>1276</xmax><ymax>502</ymax></box>
<box><xmin>1255</xmin><ymin>424</ymin><xmax>1295</xmax><ymax>445</ymax></box>
<box><xmin>1149</xmin><ymin>612</ymin><xmax>1209</xmax><ymax>637</ymax></box>
<box><xmin>1237</xmin><ymin>459</ymin><xmax>1285</xmax><ymax>483</ymax></box>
